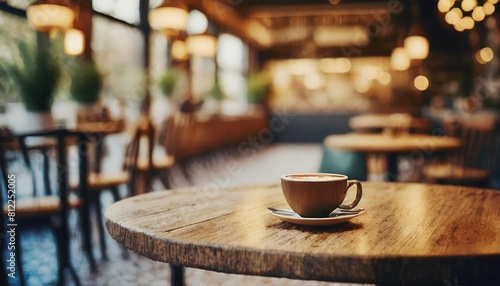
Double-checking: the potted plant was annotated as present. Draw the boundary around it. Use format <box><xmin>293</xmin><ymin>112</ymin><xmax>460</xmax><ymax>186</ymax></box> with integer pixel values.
<box><xmin>158</xmin><ymin>69</ymin><xmax>178</xmax><ymax>99</ymax></box>
<box><xmin>206</xmin><ymin>80</ymin><xmax>226</xmax><ymax>114</ymax></box>
<box><xmin>67</xmin><ymin>60</ymin><xmax>103</xmax><ymax>123</ymax></box>
<box><xmin>157</xmin><ymin>69</ymin><xmax>180</xmax><ymax>113</ymax></box>
<box><xmin>247</xmin><ymin>71</ymin><xmax>271</xmax><ymax>105</ymax></box>
<box><xmin>0</xmin><ymin>41</ymin><xmax>61</xmax><ymax>131</ymax></box>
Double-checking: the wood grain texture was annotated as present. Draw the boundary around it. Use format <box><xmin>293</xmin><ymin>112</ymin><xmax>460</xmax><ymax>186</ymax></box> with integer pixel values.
<box><xmin>105</xmin><ymin>183</ymin><xmax>500</xmax><ymax>285</ymax></box>
<box><xmin>324</xmin><ymin>133</ymin><xmax>461</xmax><ymax>153</ymax></box>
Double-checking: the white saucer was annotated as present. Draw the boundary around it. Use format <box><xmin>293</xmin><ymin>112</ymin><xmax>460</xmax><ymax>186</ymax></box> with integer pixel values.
<box><xmin>269</xmin><ymin>209</ymin><xmax>365</xmax><ymax>226</ymax></box>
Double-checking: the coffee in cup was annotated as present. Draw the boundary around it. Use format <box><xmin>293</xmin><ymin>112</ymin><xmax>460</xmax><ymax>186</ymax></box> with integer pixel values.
<box><xmin>280</xmin><ymin>173</ymin><xmax>362</xmax><ymax>218</ymax></box>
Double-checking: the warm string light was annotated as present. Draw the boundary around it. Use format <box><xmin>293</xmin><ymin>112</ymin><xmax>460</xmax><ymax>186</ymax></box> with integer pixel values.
<box><xmin>414</xmin><ymin>75</ymin><xmax>430</xmax><ymax>91</ymax></box>
<box><xmin>438</xmin><ymin>0</ymin><xmax>497</xmax><ymax>32</ymax></box>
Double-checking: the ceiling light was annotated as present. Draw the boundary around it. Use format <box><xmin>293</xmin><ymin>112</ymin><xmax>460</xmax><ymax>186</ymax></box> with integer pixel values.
<box><xmin>64</xmin><ymin>28</ymin><xmax>84</xmax><ymax>56</ymax></box>
<box><xmin>438</xmin><ymin>0</ymin><xmax>455</xmax><ymax>13</ymax></box>
<box><xmin>313</xmin><ymin>26</ymin><xmax>369</xmax><ymax>47</ymax></box>
<box><xmin>461</xmin><ymin>0</ymin><xmax>477</xmax><ymax>12</ymax></box>
<box><xmin>405</xmin><ymin>3</ymin><xmax>429</xmax><ymax>60</ymax></box>
<box><xmin>320</xmin><ymin>58</ymin><xmax>352</xmax><ymax>73</ymax></box>
<box><xmin>454</xmin><ymin>21</ymin><xmax>465</xmax><ymax>32</ymax></box>
<box><xmin>149</xmin><ymin>0</ymin><xmax>188</xmax><ymax>38</ymax></box>
<box><xmin>171</xmin><ymin>40</ymin><xmax>188</xmax><ymax>62</ymax></box>
<box><xmin>186</xmin><ymin>33</ymin><xmax>218</xmax><ymax>57</ymax></box>
<box><xmin>476</xmin><ymin>47</ymin><xmax>494</xmax><ymax>64</ymax></box>
<box><xmin>26</xmin><ymin>0</ymin><xmax>75</xmax><ymax>32</ymax></box>
<box><xmin>378</xmin><ymin>72</ymin><xmax>392</xmax><ymax>85</ymax></box>
<box><xmin>483</xmin><ymin>2</ymin><xmax>496</xmax><ymax>15</ymax></box>
<box><xmin>414</xmin><ymin>75</ymin><xmax>429</xmax><ymax>91</ymax></box>
<box><xmin>404</xmin><ymin>36</ymin><xmax>429</xmax><ymax>60</ymax></box>
<box><xmin>187</xmin><ymin>10</ymin><xmax>209</xmax><ymax>35</ymax></box>
<box><xmin>472</xmin><ymin>6</ymin><xmax>485</xmax><ymax>21</ymax></box>
<box><xmin>390</xmin><ymin>47</ymin><xmax>411</xmax><ymax>71</ymax></box>
<box><xmin>460</xmin><ymin>16</ymin><xmax>475</xmax><ymax>29</ymax></box>
<box><xmin>303</xmin><ymin>74</ymin><xmax>324</xmax><ymax>89</ymax></box>
<box><xmin>445</xmin><ymin>8</ymin><xmax>463</xmax><ymax>25</ymax></box>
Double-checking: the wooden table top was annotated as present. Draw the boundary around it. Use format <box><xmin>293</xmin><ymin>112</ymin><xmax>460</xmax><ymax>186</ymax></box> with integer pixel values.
<box><xmin>324</xmin><ymin>133</ymin><xmax>462</xmax><ymax>153</ymax></box>
<box><xmin>105</xmin><ymin>182</ymin><xmax>500</xmax><ymax>285</ymax></box>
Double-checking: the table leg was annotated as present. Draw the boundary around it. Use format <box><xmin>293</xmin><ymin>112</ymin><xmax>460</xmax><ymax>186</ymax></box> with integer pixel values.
<box><xmin>56</xmin><ymin>132</ymin><xmax>71</xmax><ymax>284</ymax></box>
<box><xmin>78</xmin><ymin>134</ymin><xmax>96</xmax><ymax>271</ymax></box>
<box><xmin>170</xmin><ymin>265</ymin><xmax>184</xmax><ymax>286</ymax></box>
<box><xmin>41</xmin><ymin>147</ymin><xmax>52</xmax><ymax>195</ymax></box>
<box><xmin>386</xmin><ymin>153</ymin><xmax>399</xmax><ymax>182</ymax></box>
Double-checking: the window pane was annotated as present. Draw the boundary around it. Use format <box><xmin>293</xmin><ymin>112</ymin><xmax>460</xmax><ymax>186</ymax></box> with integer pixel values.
<box><xmin>217</xmin><ymin>33</ymin><xmax>247</xmax><ymax>73</ymax></box>
<box><xmin>6</xmin><ymin>0</ymin><xmax>30</xmax><ymax>10</ymax></box>
<box><xmin>93</xmin><ymin>0</ymin><xmax>140</xmax><ymax>25</ymax></box>
<box><xmin>92</xmin><ymin>15</ymin><xmax>145</xmax><ymax>117</ymax></box>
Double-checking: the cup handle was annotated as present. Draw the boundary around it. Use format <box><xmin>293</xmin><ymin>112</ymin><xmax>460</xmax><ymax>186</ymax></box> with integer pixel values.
<box><xmin>338</xmin><ymin>180</ymin><xmax>363</xmax><ymax>209</ymax></box>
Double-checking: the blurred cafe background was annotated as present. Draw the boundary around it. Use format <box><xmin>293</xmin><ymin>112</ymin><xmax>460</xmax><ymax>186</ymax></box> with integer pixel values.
<box><xmin>0</xmin><ymin>0</ymin><xmax>499</xmax><ymax>285</ymax></box>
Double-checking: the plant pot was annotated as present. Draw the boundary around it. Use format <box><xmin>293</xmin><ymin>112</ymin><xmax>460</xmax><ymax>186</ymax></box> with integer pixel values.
<box><xmin>76</xmin><ymin>102</ymin><xmax>99</xmax><ymax>124</ymax></box>
<box><xmin>6</xmin><ymin>104</ymin><xmax>55</xmax><ymax>146</ymax></box>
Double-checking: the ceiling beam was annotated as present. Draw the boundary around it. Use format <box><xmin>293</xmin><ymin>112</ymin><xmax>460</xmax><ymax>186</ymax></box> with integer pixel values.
<box><xmin>189</xmin><ymin>0</ymin><xmax>272</xmax><ymax>49</ymax></box>
<box><xmin>242</xmin><ymin>2</ymin><xmax>392</xmax><ymax>17</ymax></box>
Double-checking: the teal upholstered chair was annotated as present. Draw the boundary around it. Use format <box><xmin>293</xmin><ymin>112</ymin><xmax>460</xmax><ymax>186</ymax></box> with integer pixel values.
<box><xmin>319</xmin><ymin>146</ymin><xmax>368</xmax><ymax>181</ymax></box>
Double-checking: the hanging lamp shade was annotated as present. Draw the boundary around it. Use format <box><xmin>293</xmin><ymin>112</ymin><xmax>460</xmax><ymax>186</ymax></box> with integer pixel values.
<box><xmin>186</xmin><ymin>32</ymin><xmax>217</xmax><ymax>57</ymax></box>
<box><xmin>26</xmin><ymin>0</ymin><xmax>75</xmax><ymax>32</ymax></box>
<box><xmin>149</xmin><ymin>0</ymin><xmax>188</xmax><ymax>38</ymax></box>
<box><xmin>404</xmin><ymin>3</ymin><xmax>429</xmax><ymax>60</ymax></box>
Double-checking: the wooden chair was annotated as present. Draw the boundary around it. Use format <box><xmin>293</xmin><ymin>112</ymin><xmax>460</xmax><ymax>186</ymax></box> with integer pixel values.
<box><xmin>424</xmin><ymin>113</ymin><xmax>499</xmax><ymax>187</ymax></box>
<box><xmin>132</xmin><ymin>116</ymin><xmax>176</xmax><ymax>193</ymax></box>
<box><xmin>319</xmin><ymin>146</ymin><xmax>368</xmax><ymax>181</ymax></box>
<box><xmin>0</xmin><ymin>127</ymin><xmax>82</xmax><ymax>286</ymax></box>
<box><xmin>69</xmin><ymin>125</ymin><xmax>141</xmax><ymax>260</ymax></box>
<box><xmin>156</xmin><ymin>112</ymin><xmax>196</xmax><ymax>187</ymax></box>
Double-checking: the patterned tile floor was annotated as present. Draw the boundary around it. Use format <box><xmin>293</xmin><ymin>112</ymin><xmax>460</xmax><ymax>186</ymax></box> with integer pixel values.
<box><xmin>8</xmin><ymin>143</ymin><xmax>373</xmax><ymax>286</ymax></box>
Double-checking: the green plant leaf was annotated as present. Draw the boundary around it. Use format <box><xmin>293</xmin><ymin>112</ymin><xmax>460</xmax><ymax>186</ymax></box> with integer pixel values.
<box><xmin>68</xmin><ymin>60</ymin><xmax>103</xmax><ymax>104</ymax></box>
<box><xmin>208</xmin><ymin>80</ymin><xmax>226</xmax><ymax>101</ymax></box>
<box><xmin>0</xmin><ymin>40</ymin><xmax>60</xmax><ymax>112</ymax></box>
<box><xmin>158</xmin><ymin>70</ymin><xmax>178</xmax><ymax>98</ymax></box>
<box><xmin>247</xmin><ymin>72</ymin><xmax>271</xmax><ymax>104</ymax></box>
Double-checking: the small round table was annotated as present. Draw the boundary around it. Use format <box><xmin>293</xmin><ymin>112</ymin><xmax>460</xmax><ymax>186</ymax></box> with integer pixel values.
<box><xmin>324</xmin><ymin>133</ymin><xmax>462</xmax><ymax>181</ymax></box>
<box><xmin>105</xmin><ymin>183</ymin><xmax>500</xmax><ymax>286</ymax></box>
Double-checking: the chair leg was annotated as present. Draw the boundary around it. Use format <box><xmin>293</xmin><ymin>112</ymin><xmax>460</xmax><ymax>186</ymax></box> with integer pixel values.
<box><xmin>41</xmin><ymin>148</ymin><xmax>52</xmax><ymax>196</ymax></box>
<box><xmin>159</xmin><ymin>169</ymin><xmax>172</xmax><ymax>190</ymax></box>
<box><xmin>92</xmin><ymin>193</ymin><xmax>108</xmax><ymax>261</ymax></box>
<box><xmin>170</xmin><ymin>265</ymin><xmax>184</xmax><ymax>286</ymax></box>
<box><xmin>110</xmin><ymin>186</ymin><xmax>121</xmax><ymax>202</ymax></box>
<box><xmin>179</xmin><ymin>162</ymin><xmax>192</xmax><ymax>183</ymax></box>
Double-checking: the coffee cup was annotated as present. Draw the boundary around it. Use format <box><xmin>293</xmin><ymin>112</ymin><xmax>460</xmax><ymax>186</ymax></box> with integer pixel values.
<box><xmin>280</xmin><ymin>173</ymin><xmax>362</xmax><ymax>218</ymax></box>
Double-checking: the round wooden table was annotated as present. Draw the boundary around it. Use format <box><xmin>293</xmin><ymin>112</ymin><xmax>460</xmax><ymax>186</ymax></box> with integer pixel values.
<box><xmin>105</xmin><ymin>183</ymin><xmax>500</xmax><ymax>286</ymax></box>
<box><xmin>324</xmin><ymin>133</ymin><xmax>462</xmax><ymax>181</ymax></box>
<box><xmin>349</xmin><ymin>113</ymin><xmax>432</xmax><ymax>133</ymax></box>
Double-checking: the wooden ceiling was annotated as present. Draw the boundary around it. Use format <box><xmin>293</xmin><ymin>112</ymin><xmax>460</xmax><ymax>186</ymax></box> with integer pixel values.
<box><xmin>193</xmin><ymin>0</ymin><xmax>487</xmax><ymax>61</ymax></box>
<box><xmin>193</xmin><ymin>0</ymin><xmax>414</xmax><ymax>58</ymax></box>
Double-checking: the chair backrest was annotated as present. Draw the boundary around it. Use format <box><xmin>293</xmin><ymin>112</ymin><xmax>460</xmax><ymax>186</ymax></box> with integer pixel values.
<box><xmin>461</xmin><ymin>114</ymin><xmax>498</xmax><ymax>170</ymax></box>
<box><xmin>444</xmin><ymin>113</ymin><xmax>499</xmax><ymax>173</ymax></box>
<box><xmin>123</xmin><ymin>124</ymin><xmax>142</xmax><ymax>173</ymax></box>
<box><xmin>159</xmin><ymin>112</ymin><xmax>195</xmax><ymax>161</ymax></box>
<box><xmin>319</xmin><ymin>146</ymin><xmax>367</xmax><ymax>181</ymax></box>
